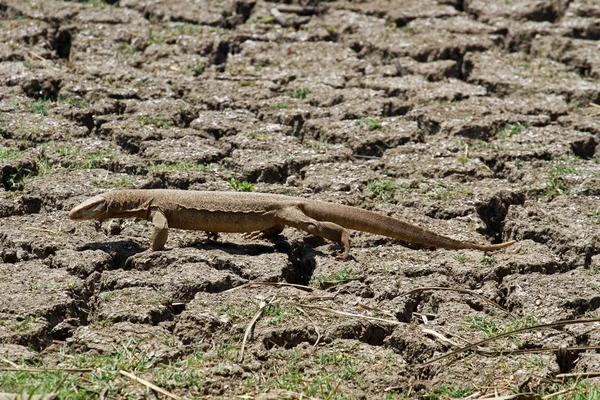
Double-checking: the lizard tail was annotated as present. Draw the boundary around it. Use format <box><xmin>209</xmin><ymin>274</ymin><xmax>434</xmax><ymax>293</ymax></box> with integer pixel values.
<box><xmin>302</xmin><ymin>202</ymin><xmax>515</xmax><ymax>251</ymax></box>
<box><xmin>469</xmin><ymin>240</ymin><xmax>516</xmax><ymax>251</ymax></box>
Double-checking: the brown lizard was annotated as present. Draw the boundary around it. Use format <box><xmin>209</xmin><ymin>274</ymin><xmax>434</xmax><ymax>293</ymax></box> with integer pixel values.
<box><xmin>69</xmin><ymin>189</ymin><xmax>515</xmax><ymax>260</ymax></box>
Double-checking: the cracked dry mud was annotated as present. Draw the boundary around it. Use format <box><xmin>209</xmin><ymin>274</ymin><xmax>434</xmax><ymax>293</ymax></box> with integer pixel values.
<box><xmin>1</xmin><ymin>0</ymin><xmax>600</xmax><ymax>399</ymax></box>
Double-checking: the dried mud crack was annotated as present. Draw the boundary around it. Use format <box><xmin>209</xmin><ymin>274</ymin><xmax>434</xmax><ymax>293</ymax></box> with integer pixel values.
<box><xmin>1</xmin><ymin>0</ymin><xmax>600</xmax><ymax>399</ymax></box>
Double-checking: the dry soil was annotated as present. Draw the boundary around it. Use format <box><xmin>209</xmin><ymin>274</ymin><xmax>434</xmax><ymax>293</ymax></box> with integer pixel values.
<box><xmin>1</xmin><ymin>0</ymin><xmax>600</xmax><ymax>399</ymax></box>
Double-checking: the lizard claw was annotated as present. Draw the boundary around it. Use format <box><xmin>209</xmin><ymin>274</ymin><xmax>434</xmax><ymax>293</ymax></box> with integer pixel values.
<box><xmin>333</xmin><ymin>253</ymin><xmax>348</xmax><ymax>261</ymax></box>
<box><xmin>243</xmin><ymin>226</ymin><xmax>284</xmax><ymax>241</ymax></box>
<box><xmin>243</xmin><ymin>231</ymin><xmax>264</xmax><ymax>240</ymax></box>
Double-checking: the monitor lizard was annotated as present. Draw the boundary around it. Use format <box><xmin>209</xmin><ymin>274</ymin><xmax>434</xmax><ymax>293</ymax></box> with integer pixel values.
<box><xmin>69</xmin><ymin>189</ymin><xmax>515</xmax><ymax>260</ymax></box>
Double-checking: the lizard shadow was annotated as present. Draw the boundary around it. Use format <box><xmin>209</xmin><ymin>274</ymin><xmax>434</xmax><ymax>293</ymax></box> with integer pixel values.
<box><xmin>191</xmin><ymin>235</ymin><xmax>333</xmax><ymax>258</ymax></box>
<box><xmin>76</xmin><ymin>237</ymin><xmax>333</xmax><ymax>286</ymax></box>
<box><xmin>78</xmin><ymin>239</ymin><xmax>281</xmax><ymax>267</ymax></box>
<box><xmin>77</xmin><ymin>240</ymin><xmax>146</xmax><ymax>269</ymax></box>
<box><xmin>188</xmin><ymin>235</ymin><xmax>330</xmax><ymax>285</ymax></box>
<box><xmin>77</xmin><ymin>238</ymin><xmax>295</xmax><ymax>261</ymax></box>
<box><xmin>365</xmin><ymin>238</ymin><xmax>435</xmax><ymax>251</ymax></box>
<box><xmin>186</xmin><ymin>240</ymin><xmax>279</xmax><ymax>256</ymax></box>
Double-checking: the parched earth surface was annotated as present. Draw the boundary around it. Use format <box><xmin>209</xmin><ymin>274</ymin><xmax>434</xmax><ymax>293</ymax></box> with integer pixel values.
<box><xmin>1</xmin><ymin>0</ymin><xmax>600</xmax><ymax>399</ymax></box>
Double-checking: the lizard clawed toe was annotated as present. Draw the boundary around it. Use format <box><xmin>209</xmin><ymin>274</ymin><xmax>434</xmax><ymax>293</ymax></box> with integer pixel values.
<box><xmin>334</xmin><ymin>253</ymin><xmax>349</xmax><ymax>261</ymax></box>
<box><xmin>242</xmin><ymin>231</ymin><xmax>264</xmax><ymax>240</ymax></box>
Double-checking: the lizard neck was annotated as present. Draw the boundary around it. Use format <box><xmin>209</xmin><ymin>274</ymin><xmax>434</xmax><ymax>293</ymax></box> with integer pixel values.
<box><xmin>104</xmin><ymin>190</ymin><xmax>154</xmax><ymax>220</ymax></box>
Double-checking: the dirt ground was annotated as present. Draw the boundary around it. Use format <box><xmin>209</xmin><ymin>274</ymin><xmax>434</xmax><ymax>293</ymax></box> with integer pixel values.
<box><xmin>1</xmin><ymin>0</ymin><xmax>600</xmax><ymax>398</ymax></box>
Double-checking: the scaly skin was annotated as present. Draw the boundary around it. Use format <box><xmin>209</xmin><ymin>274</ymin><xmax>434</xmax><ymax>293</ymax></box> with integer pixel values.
<box><xmin>69</xmin><ymin>189</ymin><xmax>516</xmax><ymax>260</ymax></box>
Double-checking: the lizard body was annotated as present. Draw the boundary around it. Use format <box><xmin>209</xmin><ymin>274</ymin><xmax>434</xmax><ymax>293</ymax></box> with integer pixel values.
<box><xmin>69</xmin><ymin>189</ymin><xmax>515</xmax><ymax>259</ymax></box>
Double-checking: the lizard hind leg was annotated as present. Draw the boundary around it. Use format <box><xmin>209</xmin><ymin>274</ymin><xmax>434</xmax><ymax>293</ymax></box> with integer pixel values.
<box><xmin>274</xmin><ymin>207</ymin><xmax>352</xmax><ymax>260</ymax></box>
<box><xmin>320</xmin><ymin>221</ymin><xmax>351</xmax><ymax>260</ymax></box>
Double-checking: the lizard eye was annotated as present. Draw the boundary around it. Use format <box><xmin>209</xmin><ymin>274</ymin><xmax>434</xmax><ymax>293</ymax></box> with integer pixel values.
<box><xmin>93</xmin><ymin>201</ymin><xmax>107</xmax><ymax>213</ymax></box>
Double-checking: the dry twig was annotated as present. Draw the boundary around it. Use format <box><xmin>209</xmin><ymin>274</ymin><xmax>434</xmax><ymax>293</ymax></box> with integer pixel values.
<box><xmin>419</xmin><ymin>317</ymin><xmax>600</xmax><ymax>366</ymax></box>
<box><xmin>225</xmin><ymin>281</ymin><xmax>314</xmax><ymax>293</ymax></box>
<box><xmin>118</xmin><ymin>370</ymin><xmax>182</xmax><ymax>400</ymax></box>
<box><xmin>0</xmin><ymin>367</ymin><xmax>93</xmax><ymax>372</ymax></box>
<box><xmin>0</xmin><ymin>358</ymin><xmax>19</xmax><ymax>368</ymax></box>
<box><xmin>296</xmin><ymin>306</ymin><xmax>322</xmax><ymax>350</ymax></box>
<box><xmin>325</xmin><ymin>380</ymin><xmax>342</xmax><ymax>400</ymax></box>
<box><xmin>422</xmin><ymin>328</ymin><xmax>461</xmax><ymax>347</ymax></box>
<box><xmin>479</xmin><ymin>344</ymin><xmax>600</xmax><ymax>357</ymax></box>
<box><xmin>238</xmin><ymin>297</ymin><xmax>275</xmax><ymax>362</ymax></box>
<box><xmin>555</xmin><ymin>371</ymin><xmax>600</xmax><ymax>379</ymax></box>
<box><xmin>23</xmin><ymin>226</ymin><xmax>64</xmax><ymax>235</ymax></box>
<box><xmin>292</xmin><ymin>303</ymin><xmax>403</xmax><ymax>325</ymax></box>
<box><xmin>50</xmin><ymin>374</ymin><xmax>69</xmax><ymax>397</ymax></box>
<box><xmin>358</xmin><ymin>302</ymin><xmax>395</xmax><ymax>318</ymax></box>
<box><xmin>541</xmin><ymin>385</ymin><xmax>576</xmax><ymax>399</ymax></box>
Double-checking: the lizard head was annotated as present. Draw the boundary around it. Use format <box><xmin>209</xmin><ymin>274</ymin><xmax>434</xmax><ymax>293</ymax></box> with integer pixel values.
<box><xmin>69</xmin><ymin>194</ymin><xmax>109</xmax><ymax>220</ymax></box>
<box><xmin>69</xmin><ymin>190</ymin><xmax>153</xmax><ymax>221</ymax></box>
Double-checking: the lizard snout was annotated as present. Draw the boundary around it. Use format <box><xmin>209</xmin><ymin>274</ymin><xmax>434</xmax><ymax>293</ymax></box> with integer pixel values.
<box><xmin>69</xmin><ymin>195</ymin><xmax>107</xmax><ymax>220</ymax></box>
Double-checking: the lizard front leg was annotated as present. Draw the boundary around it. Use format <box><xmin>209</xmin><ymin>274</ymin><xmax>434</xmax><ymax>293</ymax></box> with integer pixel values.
<box><xmin>126</xmin><ymin>211</ymin><xmax>169</xmax><ymax>266</ymax></box>
<box><xmin>274</xmin><ymin>207</ymin><xmax>351</xmax><ymax>260</ymax></box>
<box><xmin>150</xmin><ymin>211</ymin><xmax>169</xmax><ymax>250</ymax></box>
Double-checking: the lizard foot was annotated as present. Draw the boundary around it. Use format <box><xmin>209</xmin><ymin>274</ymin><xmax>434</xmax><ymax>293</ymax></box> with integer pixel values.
<box><xmin>205</xmin><ymin>231</ymin><xmax>219</xmax><ymax>241</ymax></box>
<box><xmin>243</xmin><ymin>226</ymin><xmax>285</xmax><ymax>241</ymax></box>
<box><xmin>125</xmin><ymin>249</ymin><xmax>153</xmax><ymax>267</ymax></box>
<box><xmin>332</xmin><ymin>249</ymin><xmax>349</xmax><ymax>261</ymax></box>
<box><xmin>242</xmin><ymin>231</ymin><xmax>264</xmax><ymax>240</ymax></box>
